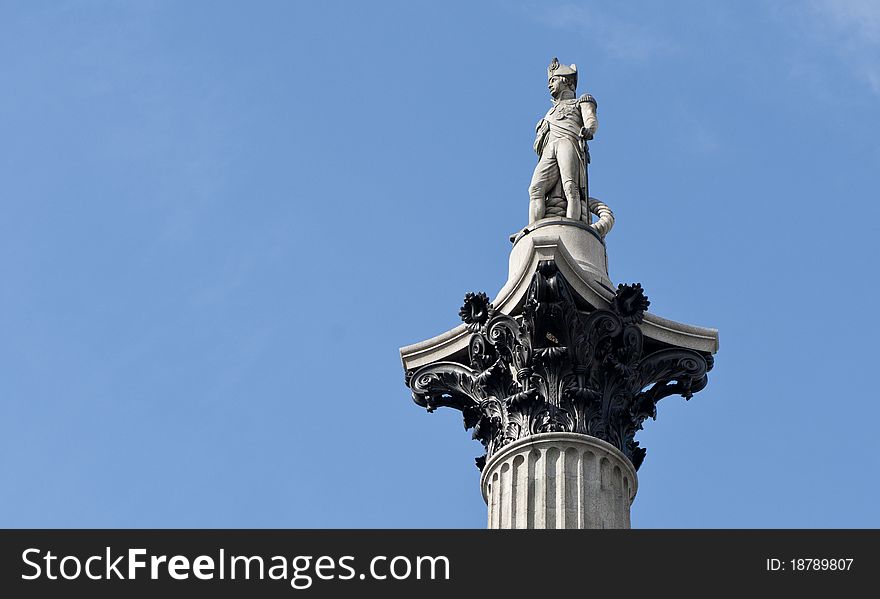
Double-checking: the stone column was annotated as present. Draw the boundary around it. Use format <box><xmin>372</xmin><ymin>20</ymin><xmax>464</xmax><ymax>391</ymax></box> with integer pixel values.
<box><xmin>481</xmin><ymin>432</ymin><xmax>637</xmax><ymax>529</ymax></box>
<box><xmin>401</xmin><ymin>219</ymin><xmax>717</xmax><ymax>530</ymax></box>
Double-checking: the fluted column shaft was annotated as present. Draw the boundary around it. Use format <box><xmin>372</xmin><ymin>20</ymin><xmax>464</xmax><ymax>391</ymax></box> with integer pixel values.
<box><xmin>480</xmin><ymin>432</ymin><xmax>637</xmax><ymax>529</ymax></box>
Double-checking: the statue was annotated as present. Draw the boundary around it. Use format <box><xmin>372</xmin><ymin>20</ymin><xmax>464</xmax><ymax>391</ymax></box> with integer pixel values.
<box><xmin>528</xmin><ymin>58</ymin><xmax>598</xmax><ymax>225</ymax></box>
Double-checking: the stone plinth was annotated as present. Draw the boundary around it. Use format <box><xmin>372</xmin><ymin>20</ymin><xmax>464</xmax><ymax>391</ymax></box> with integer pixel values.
<box><xmin>481</xmin><ymin>433</ymin><xmax>637</xmax><ymax>529</ymax></box>
<box><xmin>509</xmin><ymin>217</ymin><xmax>611</xmax><ymax>290</ymax></box>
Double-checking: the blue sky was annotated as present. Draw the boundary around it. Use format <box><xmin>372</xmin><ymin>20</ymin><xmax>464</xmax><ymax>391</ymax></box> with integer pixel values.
<box><xmin>1</xmin><ymin>0</ymin><xmax>878</xmax><ymax>528</ymax></box>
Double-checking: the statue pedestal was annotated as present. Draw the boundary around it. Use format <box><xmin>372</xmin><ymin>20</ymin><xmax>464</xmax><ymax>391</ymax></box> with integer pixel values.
<box><xmin>509</xmin><ymin>218</ymin><xmax>611</xmax><ymax>291</ymax></box>
<box><xmin>481</xmin><ymin>433</ymin><xmax>637</xmax><ymax>529</ymax></box>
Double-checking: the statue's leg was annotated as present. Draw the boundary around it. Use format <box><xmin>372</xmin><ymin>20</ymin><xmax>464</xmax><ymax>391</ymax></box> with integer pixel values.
<box><xmin>528</xmin><ymin>144</ymin><xmax>559</xmax><ymax>224</ymax></box>
<box><xmin>557</xmin><ymin>140</ymin><xmax>582</xmax><ymax>221</ymax></box>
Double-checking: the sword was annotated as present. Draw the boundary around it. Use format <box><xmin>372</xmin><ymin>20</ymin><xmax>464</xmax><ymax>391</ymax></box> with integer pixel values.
<box><xmin>582</xmin><ymin>136</ymin><xmax>591</xmax><ymax>225</ymax></box>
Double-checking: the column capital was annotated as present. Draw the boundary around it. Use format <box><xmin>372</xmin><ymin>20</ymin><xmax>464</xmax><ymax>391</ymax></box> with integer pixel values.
<box><xmin>405</xmin><ymin>261</ymin><xmax>714</xmax><ymax>471</ymax></box>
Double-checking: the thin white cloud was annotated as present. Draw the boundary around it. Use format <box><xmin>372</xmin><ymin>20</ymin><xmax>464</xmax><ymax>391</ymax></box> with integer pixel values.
<box><xmin>804</xmin><ymin>0</ymin><xmax>880</xmax><ymax>95</ymax></box>
<box><xmin>812</xmin><ymin>0</ymin><xmax>880</xmax><ymax>41</ymax></box>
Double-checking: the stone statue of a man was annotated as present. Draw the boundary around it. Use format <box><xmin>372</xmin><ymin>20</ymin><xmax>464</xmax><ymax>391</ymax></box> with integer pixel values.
<box><xmin>528</xmin><ymin>58</ymin><xmax>598</xmax><ymax>224</ymax></box>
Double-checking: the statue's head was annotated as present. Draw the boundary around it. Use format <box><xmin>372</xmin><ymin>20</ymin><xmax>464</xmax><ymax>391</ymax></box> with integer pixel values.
<box><xmin>547</xmin><ymin>57</ymin><xmax>577</xmax><ymax>98</ymax></box>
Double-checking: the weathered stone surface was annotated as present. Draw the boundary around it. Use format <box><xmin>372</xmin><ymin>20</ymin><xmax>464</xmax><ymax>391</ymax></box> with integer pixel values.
<box><xmin>481</xmin><ymin>433</ymin><xmax>636</xmax><ymax>529</ymax></box>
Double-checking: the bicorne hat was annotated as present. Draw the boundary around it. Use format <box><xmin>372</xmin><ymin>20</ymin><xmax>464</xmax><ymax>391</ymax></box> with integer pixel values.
<box><xmin>547</xmin><ymin>57</ymin><xmax>578</xmax><ymax>87</ymax></box>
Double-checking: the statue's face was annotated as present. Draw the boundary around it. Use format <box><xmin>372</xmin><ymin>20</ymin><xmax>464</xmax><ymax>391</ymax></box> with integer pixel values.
<box><xmin>548</xmin><ymin>75</ymin><xmax>568</xmax><ymax>98</ymax></box>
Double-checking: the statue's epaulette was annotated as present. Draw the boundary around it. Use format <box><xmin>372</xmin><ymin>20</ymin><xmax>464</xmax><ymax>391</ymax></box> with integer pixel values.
<box><xmin>578</xmin><ymin>93</ymin><xmax>597</xmax><ymax>107</ymax></box>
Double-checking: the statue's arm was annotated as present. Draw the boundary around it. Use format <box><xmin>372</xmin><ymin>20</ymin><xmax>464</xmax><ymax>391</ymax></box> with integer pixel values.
<box><xmin>579</xmin><ymin>94</ymin><xmax>598</xmax><ymax>140</ymax></box>
<box><xmin>534</xmin><ymin>118</ymin><xmax>550</xmax><ymax>156</ymax></box>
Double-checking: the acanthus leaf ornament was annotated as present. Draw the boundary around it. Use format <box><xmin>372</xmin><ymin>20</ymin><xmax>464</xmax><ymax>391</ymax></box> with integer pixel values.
<box><xmin>407</xmin><ymin>261</ymin><xmax>712</xmax><ymax>471</ymax></box>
